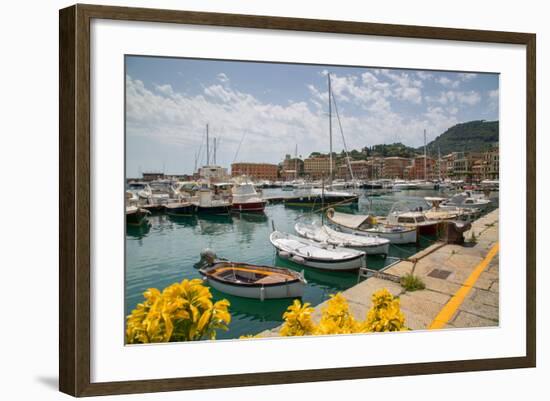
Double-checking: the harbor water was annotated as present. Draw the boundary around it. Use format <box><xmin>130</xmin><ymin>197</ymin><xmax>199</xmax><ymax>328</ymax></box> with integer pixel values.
<box><xmin>125</xmin><ymin>188</ymin><xmax>499</xmax><ymax>339</ymax></box>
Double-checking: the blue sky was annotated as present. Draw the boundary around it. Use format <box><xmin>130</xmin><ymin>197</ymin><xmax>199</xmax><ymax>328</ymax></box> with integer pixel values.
<box><xmin>125</xmin><ymin>56</ymin><xmax>499</xmax><ymax>177</ymax></box>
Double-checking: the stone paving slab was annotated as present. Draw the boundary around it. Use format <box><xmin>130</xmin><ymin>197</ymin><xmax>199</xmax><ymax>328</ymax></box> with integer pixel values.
<box><xmin>452</xmin><ymin>310</ymin><xmax>499</xmax><ymax>328</ymax></box>
<box><xmin>469</xmin><ymin>288</ymin><xmax>500</xmax><ymax>307</ymax></box>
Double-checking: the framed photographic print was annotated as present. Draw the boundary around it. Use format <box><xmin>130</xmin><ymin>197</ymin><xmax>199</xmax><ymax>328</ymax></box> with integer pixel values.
<box><xmin>59</xmin><ymin>4</ymin><xmax>536</xmax><ymax>397</ymax></box>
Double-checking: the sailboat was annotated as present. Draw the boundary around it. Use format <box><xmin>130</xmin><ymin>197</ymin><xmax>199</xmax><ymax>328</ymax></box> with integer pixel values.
<box><xmin>285</xmin><ymin>73</ymin><xmax>358</xmax><ymax>207</ymax></box>
<box><xmin>414</xmin><ymin>129</ymin><xmax>439</xmax><ymax>190</ymax></box>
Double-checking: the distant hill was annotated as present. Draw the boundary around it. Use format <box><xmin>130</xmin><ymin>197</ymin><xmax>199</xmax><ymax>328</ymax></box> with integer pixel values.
<box><xmin>423</xmin><ymin>120</ymin><xmax>499</xmax><ymax>156</ymax></box>
<box><xmin>367</xmin><ymin>143</ymin><xmax>419</xmax><ymax>158</ymax></box>
<box><xmin>307</xmin><ymin>120</ymin><xmax>499</xmax><ymax>160</ymax></box>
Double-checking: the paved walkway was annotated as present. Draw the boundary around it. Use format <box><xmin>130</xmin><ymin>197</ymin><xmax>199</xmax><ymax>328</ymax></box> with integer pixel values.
<box><xmin>259</xmin><ymin>209</ymin><xmax>499</xmax><ymax>336</ymax></box>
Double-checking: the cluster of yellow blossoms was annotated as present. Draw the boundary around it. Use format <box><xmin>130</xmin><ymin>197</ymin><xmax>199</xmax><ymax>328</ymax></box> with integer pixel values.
<box><xmin>126</xmin><ymin>279</ymin><xmax>231</xmax><ymax>343</ymax></box>
<box><xmin>279</xmin><ymin>289</ymin><xmax>407</xmax><ymax>337</ymax></box>
<box><xmin>127</xmin><ymin>280</ymin><xmax>406</xmax><ymax>343</ymax></box>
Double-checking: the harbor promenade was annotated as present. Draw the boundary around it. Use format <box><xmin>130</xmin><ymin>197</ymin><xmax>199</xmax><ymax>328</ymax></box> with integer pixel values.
<box><xmin>259</xmin><ymin>208</ymin><xmax>499</xmax><ymax>336</ymax></box>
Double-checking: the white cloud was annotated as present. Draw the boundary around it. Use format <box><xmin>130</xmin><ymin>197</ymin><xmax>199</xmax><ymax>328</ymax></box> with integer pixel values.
<box><xmin>488</xmin><ymin>89</ymin><xmax>499</xmax><ymax>99</ymax></box>
<box><xmin>458</xmin><ymin>73</ymin><xmax>478</xmax><ymax>81</ymax></box>
<box><xmin>379</xmin><ymin>69</ymin><xmax>423</xmax><ymax>104</ymax></box>
<box><xmin>416</xmin><ymin>71</ymin><xmax>433</xmax><ymax>80</ymax></box>
<box><xmin>126</xmin><ymin>71</ymin><xmax>480</xmax><ymax>174</ymax></box>
<box><xmin>437</xmin><ymin>76</ymin><xmax>460</xmax><ymax>88</ymax></box>
<box><xmin>217</xmin><ymin>73</ymin><xmax>229</xmax><ymax>83</ymax></box>
<box><xmin>456</xmin><ymin>90</ymin><xmax>481</xmax><ymax>105</ymax></box>
<box><xmin>154</xmin><ymin>83</ymin><xmax>174</xmax><ymax>96</ymax></box>
<box><xmin>426</xmin><ymin>90</ymin><xmax>481</xmax><ymax>106</ymax></box>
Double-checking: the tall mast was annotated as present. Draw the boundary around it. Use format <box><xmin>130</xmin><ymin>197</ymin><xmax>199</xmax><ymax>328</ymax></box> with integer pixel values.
<box><xmin>423</xmin><ymin>129</ymin><xmax>427</xmax><ymax>181</ymax></box>
<box><xmin>295</xmin><ymin>144</ymin><xmax>298</xmax><ymax>180</ymax></box>
<box><xmin>206</xmin><ymin>124</ymin><xmax>210</xmax><ymax>166</ymax></box>
<box><xmin>213</xmin><ymin>137</ymin><xmax>217</xmax><ymax>165</ymax></box>
<box><xmin>438</xmin><ymin>145</ymin><xmax>441</xmax><ymax>181</ymax></box>
<box><xmin>328</xmin><ymin>73</ymin><xmax>333</xmax><ymax>185</ymax></box>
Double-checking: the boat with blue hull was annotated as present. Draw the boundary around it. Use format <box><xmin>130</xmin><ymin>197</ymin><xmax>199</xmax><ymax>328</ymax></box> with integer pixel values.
<box><xmin>283</xmin><ymin>188</ymin><xmax>358</xmax><ymax>207</ymax></box>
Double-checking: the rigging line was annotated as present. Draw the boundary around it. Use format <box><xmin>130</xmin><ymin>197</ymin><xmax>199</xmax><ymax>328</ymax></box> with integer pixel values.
<box><xmin>331</xmin><ymin>91</ymin><xmax>355</xmax><ymax>182</ymax></box>
<box><xmin>196</xmin><ymin>130</ymin><xmax>206</xmax><ymax>171</ymax></box>
<box><xmin>233</xmin><ymin>131</ymin><xmax>246</xmax><ymax>163</ymax></box>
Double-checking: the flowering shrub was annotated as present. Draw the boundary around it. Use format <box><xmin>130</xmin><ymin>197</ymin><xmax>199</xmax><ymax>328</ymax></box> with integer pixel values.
<box><xmin>316</xmin><ymin>293</ymin><xmax>361</xmax><ymax>335</ymax></box>
<box><xmin>126</xmin><ymin>279</ymin><xmax>231</xmax><ymax>343</ymax></box>
<box><xmin>279</xmin><ymin>299</ymin><xmax>316</xmax><ymax>336</ymax></box>
<box><xmin>279</xmin><ymin>289</ymin><xmax>407</xmax><ymax>337</ymax></box>
<box><xmin>364</xmin><ymin>289</ymin><xmax>407</xmax><ymax>332</ymax></box>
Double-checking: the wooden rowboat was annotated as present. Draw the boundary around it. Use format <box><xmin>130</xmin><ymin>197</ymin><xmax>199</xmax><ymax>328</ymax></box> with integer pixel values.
<box><xmin>199</xmin><ymin>262</ymin><xmax>306</xmax><ymax>300</ymax></box>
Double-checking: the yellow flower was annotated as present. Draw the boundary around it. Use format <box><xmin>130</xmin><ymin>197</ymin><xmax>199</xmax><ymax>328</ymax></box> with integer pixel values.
<box><xmin>126</xmin><ymin>279</ymin><xmax>231</xmax><ymax>344</ymax></box>
<box><xmin>275</xmin><ymin>289</ymin><xmax>407</xmax><ymax>338</ymax></box>
<box><xmin>279</xmin><ymin>299</ymin><xmax>315</xmax><ymax>336</ymax></box>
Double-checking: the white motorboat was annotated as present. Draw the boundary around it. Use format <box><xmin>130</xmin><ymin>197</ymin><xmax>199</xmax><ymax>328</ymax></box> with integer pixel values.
<box><xmin>480</xmin><ymin>179</ymin><xmax>499</xmax><ymax>191</ymax></box>
<box><xmin>424</xmin><ymin>197</ymin><xmax>479</xmax><ymax>221</ymax></box>
<box><xmin>231</xmin><ymin>181</ymin><xmax>266</xmax><ymax>212</ymax></box>
<box><xmin>127</xmin><ymin>181</ymin><xmax>153</xmax><ymax>200</ymax></box>
<box><xmin>200</xmin><ymin>261</ymin><xmax>306</xmax><ymax>300</ymax></box>
<box><xmin>441</xmin><ymin>191</ymin><xmax>491</xmax><ymax>210</ymax></box>
<box><xmin>392</xmin><ymin>180</ymin><xmax>419</xmax><ymax>190</ymax></box>
<box><xmin>377</xmin><ymin>202</ymin><xmax>440</xmax><ymax>235</ymax></box>
<box><xmin>326</xmin><ymin>208</ymin><xmax>417</xmax><ymax>244</ymax></box>
<box><xmin>269</xmin><ymin>231</ymin><xmax>366</xmax><ymax>271</ymax></box>
<box><xmin>412</xmin><ymin>180</ymin><xmax>440</xmax><ymax>190</ymax></box>
<box><xmin>294</xmin><ymin>222</ymin><xmax>390</xmax><ymax>255</ymax></box>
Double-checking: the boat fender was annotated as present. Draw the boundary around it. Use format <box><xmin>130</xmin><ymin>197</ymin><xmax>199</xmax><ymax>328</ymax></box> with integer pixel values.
<box><xmin>260</xmin><ymin>286</ymin><xmax>265</xmax><ymax>302</ymax></box>
<box><xmin>292</xmin><ymin>255</ymin><xmax>305</xmax><ymax>264</ymax></box>
<box><xmin>279</xmin><ymin>251</ymin><xmax>290</xmax><ymax>258</ymax></box>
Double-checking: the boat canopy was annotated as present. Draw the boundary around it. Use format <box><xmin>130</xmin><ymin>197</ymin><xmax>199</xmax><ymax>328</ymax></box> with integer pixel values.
<box><xmin>328</xmin><ymin>210</ymin><xmax>371</xmax><ymax>229</ymax></box>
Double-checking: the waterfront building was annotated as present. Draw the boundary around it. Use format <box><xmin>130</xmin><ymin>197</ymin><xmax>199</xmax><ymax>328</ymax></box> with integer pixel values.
<box><xmin>282</xmin><ymin>155</ymin><xmax>304</xmax><ymax>180</ymax></box>
<box><xmin>472</xmin><ymin>159</ymin><xmax>484</xmax><ymax>181</ymax></box>
<box><xmin>404</xmin><ymin>164</ymin><xmax>415</xmax><ymax>180</ymax></box>
<box><xmin>413</xmin><ymin>155</ymin><xmax>436</xmax><ymax>180</ymax></box>
<box><xmin>441</xmin><ymin>153</ymin><xmax>458</xmax><ymax>179</ymax></box>
<box><xmin>166</xmin><ymin>173</ymin><xmax>194</xmax><ymax>181</ymax></box>
<box><xmin>382</xmin><ymin>157</ymin><xmax>412</xmax><ymax>179</ymax></box>
<box><xmin>336</xmin><ymin>160</ymin><xmax>369</xmax><ymax>180</ymax></box>
<box><xmin>304</xmin><ymin>156</ymin><xmax>336</xmax><ymax>179</ymax></box>
<box><xmin>142</xmin><ymin>172</ymin><xmax>165</xmax><ymax>181</ymax></box>
<box><xmin>366</xmin><ymin>157</ymin><xmax>384</xmax><ymax>179</ymax></box>
<box><xmin>231</xmin><ymin>162</ymin><xmax>278</xmax><ymax>181</ymax></box>
<box><xmin>451</xmin><ymin>152</ymin><xmax>484</xmax><ymax>181</ymax></box>
<box><xmin>483</xmin><ymin>146</ymin><xmax>499</xmax><ymax>180</ymax></box>
<box><xmin>282</xmin><ymin>155</ymin><xmax>304</xmax><ymax>176</ymax></box>
<box><xmin>199</xmin><ymin>165</ymin><xmax>229</xmax><ymax>181</ymax></box>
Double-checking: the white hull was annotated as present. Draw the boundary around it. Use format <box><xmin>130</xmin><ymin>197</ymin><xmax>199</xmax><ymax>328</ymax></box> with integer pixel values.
<box><xmin>345</xmin><ymin>241</ymin><xmax>390</xmax><ymax>255</ymax></box>
<box><xmin>335</xmin><ymin>224</ymin><xmax>417</xmax><ymax>244</ymax></box>
<box><xmin>270</xmin><ymin>231</ymin><xmax>366</xmax><ymax>271</ymax></box>
<box><xmin>202</xmin><ymin>277</ymin><xmax>304</xmax><ymax>299</ymax></box>
<box><xmin>276</xmin><ymin>250</ymin><xmax>366</xmax><ymax>271</ymax></box>
<box><xmin>294</xmin><ymin>223</ymin><xmax>390</xmax><ymax>255</ymax></box>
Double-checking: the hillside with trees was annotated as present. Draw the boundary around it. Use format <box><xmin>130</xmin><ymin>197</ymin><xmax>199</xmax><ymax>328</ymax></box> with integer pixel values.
<box><xmin>307</xmin><ymin>120</ymin><xmax>499</xmax><ymax>160</ymax></box>
<box><xmin>423</xmin><ymin>120</ymin><xmax>499</xmax><ymax>155</ymax></box>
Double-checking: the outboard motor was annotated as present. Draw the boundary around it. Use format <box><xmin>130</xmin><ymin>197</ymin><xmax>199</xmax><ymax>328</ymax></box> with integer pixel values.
<box><xmin>194</xmin><ymin>248</ymin><xmax>218</xmax><ymax>269</ymax></box>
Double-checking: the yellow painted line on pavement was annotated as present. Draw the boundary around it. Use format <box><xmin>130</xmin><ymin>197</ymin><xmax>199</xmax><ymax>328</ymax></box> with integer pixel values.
<box><xmin>429</xmin><ymin>243</ymin><xmax>499</xmax><ymax>330</ymax></box>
